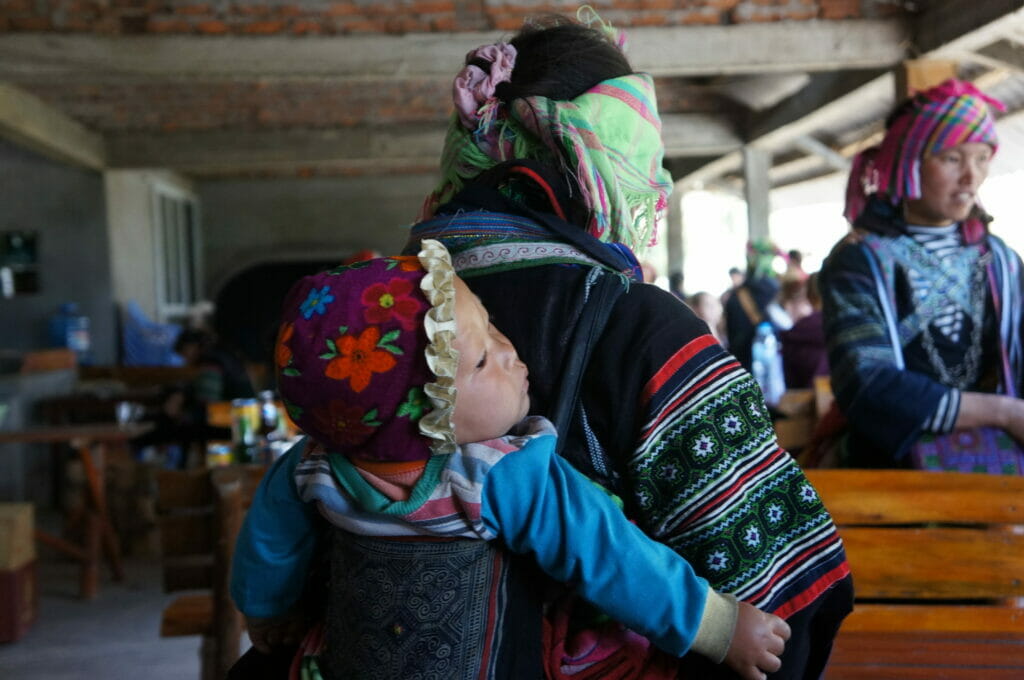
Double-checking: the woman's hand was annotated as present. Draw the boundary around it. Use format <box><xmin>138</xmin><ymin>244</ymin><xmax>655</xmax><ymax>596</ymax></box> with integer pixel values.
<box><xmin>998</xmin><ymin>397</ymin><xmax>1024</xmax><ymax>446</ymax></box>
<box><xmin>957</xmin><ymin>392</ymin><xmax>1024</xmax><ymax>446</ymax></box>
<box><xmin>723</xmin><ymin>600</ymin><xmax>792</xmax><ymax>680</ymax></box>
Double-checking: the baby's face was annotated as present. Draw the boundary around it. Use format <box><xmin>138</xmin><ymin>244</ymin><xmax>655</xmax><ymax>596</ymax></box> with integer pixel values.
<box><xmin>450</xmin><ymin>276</ymin><xmax>530</xmax><ymax>444</ymax></box>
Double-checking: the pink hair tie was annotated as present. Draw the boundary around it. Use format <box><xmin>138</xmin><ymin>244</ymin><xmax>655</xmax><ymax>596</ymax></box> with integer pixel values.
<box><xmin>452</xmin><ymin>43</ymin><xmax>517</xmax><ymax>130</ymax></box>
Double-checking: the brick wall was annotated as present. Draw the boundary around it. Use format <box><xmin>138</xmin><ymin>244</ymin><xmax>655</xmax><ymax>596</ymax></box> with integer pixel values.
<box><xmin>0</xmin><ymin>1</ymin><xmax>892</xmax><ymax>35</ymax></box>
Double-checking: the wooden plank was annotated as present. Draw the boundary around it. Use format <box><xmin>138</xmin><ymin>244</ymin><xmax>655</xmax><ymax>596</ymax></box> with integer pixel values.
<box><xmin>840</xmin><ymin>526</ymin><xmax>1024</xmax><ymax>599</ymax></box>
<box><xmin>776</xmin><ymin>389</ymin><xmax>814</xmax><ymax>418</ymax></box>
<box><xmin>159</xmin><ymin>515</ymin><xmax>214</xmax><ymax>558</ymax></box>
<box><xmin>156</xmin><ymin>469</ymin><xmax>213</xmax><ymax>511</ymax></box>
<box><xmin>160</xmin><ymin>593</ymin><xmax>213</xmax><ymax>637</ymax></box>
<box><xmin>896</xmin><ymin>60</ymin><xmax>958</xmax><ymax>99</ymax></box>
<box><xmin>206</xmin><ymin>402</ymin><xmax>232</xmax><ymax>429</ymax></box>
<box><xmin>806</xmin><ymin>469</ymin><xmax>1024</xmax><ymax>524</ymax></box>
<box><xmin>211</xmin><ymin>471</ymin><xmax>245</xmax><ymax>678</ymax></box>
<box><xmin>813</xmin><ymin>376</ymin><xmax>833</xmax><ymax>419</ymax></box>
<box><xmin>211</xmin><ymin>465</ymin><xmax>266</xmax><ymax>507</ymax></box>
<box><xmin>773</xmin><ymin>415</ymin><xmax>816</xmax><ymax>451</ymax></box>
<box><xmin>162</xmin><ymin>564</ymin><xmax>214</xmax><ymax>593</ymax></box>
<box><xmin>842</xmin><ymin>604</ymin><xmax>1024</xmax><ymax>634</ymax></box>
<box><xmin>828</xmin><ymin>631</ymin><xmax>1024</xmax><ymax>678</ymax></box>
<box><xmin>18</xmin><ymin>349</ymin><xmax>77</xmax><ymax>374</ymax></box>
<box><xmin>826</xmin><ymin>665</ymin><xmax>1024</xmax><ymax>680</ymax></box>
<box><xmin>78</xmin><ymin>365</ymin><xmax>199</xmax><ymax>387</ymax></box>
<box><xmin>809</xmin><ymin>467</ymin><xmax>1024</xmax><ymax>677</ymax></box>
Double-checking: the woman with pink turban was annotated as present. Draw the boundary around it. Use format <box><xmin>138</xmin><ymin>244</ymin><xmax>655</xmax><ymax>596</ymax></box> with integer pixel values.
<box><xmin>821</xmin><ymin>79</ymin><xmax>1024</xmax><ymax>471</ymax></box>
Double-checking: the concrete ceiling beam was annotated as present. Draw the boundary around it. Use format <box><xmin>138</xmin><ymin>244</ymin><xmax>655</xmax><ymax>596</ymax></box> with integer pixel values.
<box><xmin>677</xmin><ymin>0</ymin><xmax>1024</xmax><ymax>188</ymax></box>
<box><xmin>0</xmin><ymin>82</ymin><xmax>106</xmax><ymax>170</ymax></box>
<box><xmin>0</xmin><ymin>20</ymin><xmax>909</xmax><ymax>82</ymax></box>
<box><xmin>99</xmin><ymin>113</ymin><xmax>739</xmax><ymax>173</ymax></box>
<box><xmin>105</xmin><ymin>126</ymin><xmax>446</xmax><ymax>175</ymax></box>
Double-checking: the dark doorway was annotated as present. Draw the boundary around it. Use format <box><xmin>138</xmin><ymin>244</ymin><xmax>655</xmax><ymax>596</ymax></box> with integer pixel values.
<box><xmin>212</xmin><ymin>259</ymin><xmax>340</xmax><ymax>384</ymax></box>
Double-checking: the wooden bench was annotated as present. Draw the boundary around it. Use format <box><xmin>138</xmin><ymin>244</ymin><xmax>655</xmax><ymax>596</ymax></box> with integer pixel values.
<box><xmin>79</xmin><ymin>364</ymin><xmax>200</xmax><ymax>388</ymax></box>
<box><xmin>156</xmin><ymin>465</ymin><xmax>265</xmax><ymax>680</ymax></box>
<box><xmin>806</xmin><ymin>469</ymin><xmax>1024</xmax><ymax>679</ymax></box>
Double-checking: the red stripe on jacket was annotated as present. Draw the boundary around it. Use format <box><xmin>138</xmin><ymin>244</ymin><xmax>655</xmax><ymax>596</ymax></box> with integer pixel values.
<box><xmin>641</xmin><ymin>335</ymin><xmax>720</xmax><ymax>406</ymax></box>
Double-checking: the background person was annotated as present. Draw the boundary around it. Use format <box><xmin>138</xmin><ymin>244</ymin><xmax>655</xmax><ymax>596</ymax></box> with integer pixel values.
<box><xmin>779</xmin><ymin>273</ymin><xmax>827</xmax><ymax>390</ymax></box>
<box><xmin>723</xmin><ymin>240</ymin><xmax>789</xmax><ymax>371</ymax></box>
<box><xmin>688</xmin><ymin>290</ymin><xmax>725</xmax><ymax>344</ymax></box>
<box><xmin>820</xmin><ymin>79</ymin><xmax>1024</xmax><ymax>470</ymax></box>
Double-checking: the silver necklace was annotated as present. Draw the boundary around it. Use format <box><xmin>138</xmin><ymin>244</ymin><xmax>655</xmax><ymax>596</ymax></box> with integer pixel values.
<box><xmin>919</xmin><ymin>253</ymin><xmax>990</xmax><ymax>389</ymax></box>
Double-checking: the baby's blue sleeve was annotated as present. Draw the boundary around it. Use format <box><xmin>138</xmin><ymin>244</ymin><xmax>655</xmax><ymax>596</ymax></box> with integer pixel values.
<box><xmin>480</xmin><ymin>436</ymin><xmax>712</xmax><ymax>657</ymax></box>
<box><xmin>230</xmin><ymin>439</ymin><xmax>323</xmax><ymax>618</ymax></box>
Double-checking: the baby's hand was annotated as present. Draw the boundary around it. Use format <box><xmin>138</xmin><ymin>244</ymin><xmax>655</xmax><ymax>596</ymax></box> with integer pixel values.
<box><xmin>723</xmin><ymin>601</ymin><xmax>791</xmax><ymax>680</ymax></box>
<box><xmin>244</xmin><ymin>611</ymin><xmax>307</xmax><ymax>654</ymax></box>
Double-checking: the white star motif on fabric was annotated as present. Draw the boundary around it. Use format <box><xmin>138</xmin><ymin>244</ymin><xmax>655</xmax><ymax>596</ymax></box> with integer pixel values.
<box><xmin>722</xmin><ymin>414</ymin><xmax>743</xmax><ymax>435</ymax></box>
<box><xmin>707</xmin><ymin>549</ymin><xmax>730</xmax><ymax>571</ymax></box>
<box><xmin>744</xmin><ymin>526</ymin><xmax>761</xmax><ymax>548</ymax></box>
<box><xmin>692</xmin><ymin>434</ymin><xmax>716</xmax><ymax>458</ymax></box>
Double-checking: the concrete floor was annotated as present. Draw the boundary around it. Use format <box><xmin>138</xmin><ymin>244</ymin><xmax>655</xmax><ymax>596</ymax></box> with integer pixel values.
<box><xmin>0</xmin><ymin>557</ymin><xmax>208</xmax><ymax>680</ymax></box>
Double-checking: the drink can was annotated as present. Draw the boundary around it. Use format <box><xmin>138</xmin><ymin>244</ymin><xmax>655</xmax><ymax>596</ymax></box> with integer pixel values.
<box><xmin>206</xmin><ymin>442</ymin><xmax>232</xmax><ymax>467</ymax></box>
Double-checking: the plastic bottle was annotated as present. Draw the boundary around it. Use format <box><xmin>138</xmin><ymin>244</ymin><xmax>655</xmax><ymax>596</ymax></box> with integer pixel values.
<box><xmin>751</xmin><ymin>321</ymin><xmax>786</xmax><ymax>406</ymax></box>
<box><xmin>48</xmin><ymin>302</ymin><xmax>92</xmax><ymax>364</ymax></box>
<box><xmin>230</xmin><ymin>398</ymin><xmax>261</xmax><ymax>464</ymax></box>
<box><xmin>258</xmin><ymin>390</ymin><xmax>280</xmax><ymax>440</ymax></box>
<box><xmin>258</xmin><ymin>390</ymin><xmax>283</xmax><ymax>463</ymax></box>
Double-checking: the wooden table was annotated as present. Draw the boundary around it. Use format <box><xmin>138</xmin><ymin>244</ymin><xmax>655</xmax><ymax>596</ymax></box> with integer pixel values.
<box><xmin>0</xmin><ymin>422</ymin><xmax>152</xmax><ymax>598</ymax></box>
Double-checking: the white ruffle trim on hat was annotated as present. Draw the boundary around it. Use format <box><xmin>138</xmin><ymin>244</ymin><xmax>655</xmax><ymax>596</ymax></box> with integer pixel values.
<box><xmin>417</xmin><ymin>239</ymin><xmax>459</xmax><ymax>455</ymax></box>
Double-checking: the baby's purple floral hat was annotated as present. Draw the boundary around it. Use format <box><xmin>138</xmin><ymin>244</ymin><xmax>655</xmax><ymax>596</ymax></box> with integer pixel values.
<box><xmin>275</xmin><ymin>239</ymin><xmax>458</xmax><ymax>462</ymax></box>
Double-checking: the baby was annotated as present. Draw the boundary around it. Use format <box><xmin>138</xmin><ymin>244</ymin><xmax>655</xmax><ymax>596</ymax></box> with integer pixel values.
<box><xmin>231</xmin><ymin>240</ymin><xmax>789</xmax><ymax>680</ymax></box>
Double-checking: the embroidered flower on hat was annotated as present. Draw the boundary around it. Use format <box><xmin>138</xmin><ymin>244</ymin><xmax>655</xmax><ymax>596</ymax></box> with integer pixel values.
<box><xmin>396</xmin><ymin>387</ymin><xmax>431</xmax><ymax>422</ymax></box>
<box><xmin>323</xmin><ymin>326</ymin><xmax>400</xmax><ymax>393</ymax></box>
<box><xmin>311</xmin><ymin>400</ymin><xmax>381</xmax><ymax>447</ymax></box>
<box><xmin>301</xmin><ymin>285</ymin><xmax>335</xmax><ymax>319</ymax></box>
<box><xmin>283</xmin><ymin>398</ymin><xmax>303</xmax><ymax>424</ymax></box>
<box><xmin>362</xmin><ymin>278</ymin><xmax>423</xmax><ymax>330</ymax></box>
<box><xmin>390</xmin><ymin>256</ymin><xmax>422</xmax><ymax>272</ymax></box>
<box><xmin>276</xmin><ymin>322</ymin><xmax>295</xmax><ymax>370</ymax></box>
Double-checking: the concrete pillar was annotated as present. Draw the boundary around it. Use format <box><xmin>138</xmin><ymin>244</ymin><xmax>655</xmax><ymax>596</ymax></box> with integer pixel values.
<box><xmin>666</xmin><ymin>182</ymin><xmax>686</xmax><ymax>295</ymax></box>
<box><xmin>743</xmin><ymin>146</ymin><xmax>771</xmax><ymax>243</ymax></box>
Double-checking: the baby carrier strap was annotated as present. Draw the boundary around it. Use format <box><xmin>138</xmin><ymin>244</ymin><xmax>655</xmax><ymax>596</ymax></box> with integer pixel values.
<box><xmin>448</xmin><ymin>160</ymin><xmax>627</xmax><ymax>479</ymax></box>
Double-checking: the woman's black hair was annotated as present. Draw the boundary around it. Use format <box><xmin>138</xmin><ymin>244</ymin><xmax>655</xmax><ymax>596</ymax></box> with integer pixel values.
<box><xmin>493</xmin><ymin>18</ymin><xmax>634</xmax><ymax>104</ymax></box>
<box><xmin>884</xmin><ymin>92</ymin><xmax>923</xmax><ymax>129</ymax></box>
